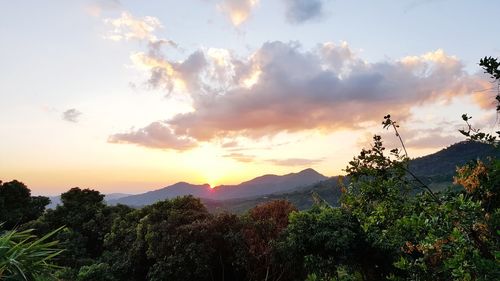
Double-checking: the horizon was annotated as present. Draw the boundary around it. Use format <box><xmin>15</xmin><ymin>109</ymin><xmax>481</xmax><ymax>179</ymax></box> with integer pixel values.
<box><xmin>2</xmin><ymin>0</ymin><xmax>500</xmax><ymax>196</ymax></box>
<box><xmin>45</xmin><ymin>167</ymin><xmax>323</xmax><ymax>197</ymax></box>
<box><xmin>16</xmin><ymin>141</ymin><xmax>464</xmax><ymax>198</ymax></box>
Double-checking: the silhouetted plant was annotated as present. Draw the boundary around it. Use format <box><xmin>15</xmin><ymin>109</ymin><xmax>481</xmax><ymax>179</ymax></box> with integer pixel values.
<box><xmin>0</xmin><ymin>225</ymin><xmax>63</xmax><ymax>280</ymax></box>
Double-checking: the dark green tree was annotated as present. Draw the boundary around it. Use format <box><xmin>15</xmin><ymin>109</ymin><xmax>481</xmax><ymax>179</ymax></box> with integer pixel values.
<box><xmin>26</xmin><ymin>187</ymin><xmax>132</xmax><ymax>280</ymax></box>
<box><xmin>0</xmin><ymin>180</ymin><xmax>50</xmax><ymax>229</ymax></box>
<box><xmin>279</xmin><ymin>205</ymin><xmax>366</xmax><ymax>280</ymax></box>
<box><xmin>103</xmin><ymin>196</ymin><xmax>243</xmax><ymax>281</ymax></box>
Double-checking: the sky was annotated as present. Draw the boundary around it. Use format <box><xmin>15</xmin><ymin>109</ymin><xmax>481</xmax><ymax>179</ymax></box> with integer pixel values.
<box><xmin>1</xmin><ymin>0</ymin><xmax>500</xmax><ymax>196</ymax></box>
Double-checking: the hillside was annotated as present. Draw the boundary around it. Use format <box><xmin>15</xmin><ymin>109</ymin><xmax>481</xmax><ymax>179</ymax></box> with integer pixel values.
<box><xmin>201</xmin><ymin>141</ymin><xmax>500</xmax><ymax>213</ymax></box>
<box><xmin>110</xmin><ymin>168</ymin><xmax>327</xmax><ymax>206</ymax></box>
<box><xmin>84</xmin><ymin>141</ymin><xmax>499</xmax><ymax>211</ymax></box>
<box><xmin>202</xmin><ymin>177</ymin><xmax>343</xmax><ymax>213</ymax></box>
<box><xmin>410</xmin><ymin>141</ymin><xmax>500</xmax><ymax>183</ymax></box>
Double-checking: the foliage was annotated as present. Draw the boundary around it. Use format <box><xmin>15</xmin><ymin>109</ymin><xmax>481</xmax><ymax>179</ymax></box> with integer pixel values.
<box><xmin>0</xmin><ymin>226</ymin><xmax>63</xmax><ymax>281</ymax></box>
<box><xmin>459</xmin><ymin>57</ymin><xmax>500</xmax><ymax>143</ymax></box>
<box><xmin>280</xmin><ymin>205</ymin><xmax>368</xmax><ymax>280</ymax></box>
<box><xmin>102</xmin><ymin>196</ymin><xmax>249</xmax><ymax>281</ymax></box>
<box><xmin>480</xmin><ymin>56</ymin><xmax>500</xmax><ymax>80</ymax></box>
<box><xmin>76</xmin><ymin>263</ymin><xmax>116</xmax><ymax>281</ymax></box>
<box><xmin>0</xmin><ymin>181</ymin><xmax>50</xmax><ymax>229</ymax></box>
<box><xmin>21</xmin><ymin>187</ymin><xmax>133</xmax><ymax>280</ymax></box>
<box><xmin>242</xmin><ymin>200</ymin><xmax>297</xmax><ymax>281</ymax></box>
<box><xmin>2</xmin><ymin>55</ymin><xmax>499</xmax><ymax>281</ymax></box>
<box><xmin>341</xmin><ymin>118</ymin><xmax>500</xmax><ymax>280</ymax></box>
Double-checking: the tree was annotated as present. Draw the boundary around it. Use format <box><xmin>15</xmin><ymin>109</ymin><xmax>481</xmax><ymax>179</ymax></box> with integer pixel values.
<box><xmin>280</xmin><ymin>205</ymin><xmax>369</xmax><ymax>281</ymax></box>
<box><xmin>104</xmin><ymin>196</ymin><xmax>226</xmax><ymax>281</ymax></box>
<box><xmin>27</xmin><ymin>187</ymin><xmax>132</xmax><ymax>280</ymax></box>
<box><xmin>242</xmin><ymin>200</ymin><xmax>297</xmax><ymax>281</ymax></box>
<box><xmin>341</xmin><ymin>110</ymin><xmax>500</xmax><ymax>280</ymax></box>
<box><xmin>0</xmin><ymin>180</ymin><xmax>50</xmax><ymax>229</ymax></box>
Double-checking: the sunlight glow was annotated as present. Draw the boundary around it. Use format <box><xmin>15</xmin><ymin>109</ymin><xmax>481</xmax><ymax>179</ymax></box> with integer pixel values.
<box><xmin>242</xmin><ymin>69</ymin><xmax>261</xmax><ymax>88</ymax></box>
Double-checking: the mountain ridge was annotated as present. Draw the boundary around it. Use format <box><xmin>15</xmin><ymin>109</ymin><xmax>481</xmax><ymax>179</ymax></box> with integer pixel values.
<box><xmin>109</xmin><ymin>168</ymin><xmax>327</xmax><ymax>206</ymax></box>
<box><xmin>201</xmin><ymin>141</ymin><xmax>500</xmax><ymax>213</ymax></box>
<box><xmin>51</xmin><ymin>141</ymin><xmax>500</xmax><ymax>210</ymax></box>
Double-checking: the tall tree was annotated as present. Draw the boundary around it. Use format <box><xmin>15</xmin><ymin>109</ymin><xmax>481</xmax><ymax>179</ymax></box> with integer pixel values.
<box><xmin>242</xmin><ymin>200</ymin><xmax>297</xmax><ymax>281</ymax></box>
<box><xmin>0</xmin><ymin>180</ymin><xmax>50</xmax><ymax>229</ymax></box>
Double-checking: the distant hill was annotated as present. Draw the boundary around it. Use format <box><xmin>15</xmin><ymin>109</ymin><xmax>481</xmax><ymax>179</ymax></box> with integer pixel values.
<box><xmin>201</xmin><ymin>141</ymin><xmax>500</xmax><ymax>213</ymax></box>
<box><xmin>110</xmin><ymin>182</ymin><xmax>212</xmax><ymax>206</ymax></box>
<box><xmin>47</xmin><ymin>192</ymin><xmax>131</xmax><ymax>209</ymax></box>
<box><xmin>49</xmin><ymin>141</ymin><xmax>500</xmax><ymax>212</ymax></box>
<box><xmin>212</xmin><ymin>168</ymin><xmax>327</xmax><ymax>200</ymax></box>
<box><xmin>202</xmin><ymin>177</ymin><xmax>343</xmax><ymax>213</ymax></box>
<box><xmin>410</xmin><ymin>141</ymin><xmax>500</xmax><ymax>183</ymax></box>
<box><xmin>110</xmin><ymin>168</ymin><xmax>327</xmax><ymax>207</ymax></box>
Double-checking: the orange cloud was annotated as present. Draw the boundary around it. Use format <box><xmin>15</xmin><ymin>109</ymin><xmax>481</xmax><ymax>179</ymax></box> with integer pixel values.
<box><xmin>223</xmin><ymin>153</ymin><xmax>255</xmax><ymax>163</ymax></box>
<box><xmin>218</xmin><ymin>0</ymin><xmax>259</xmax><ymax>26</ymax></box>
<box><xmin>110</xmin><ymin>41</ymin><xmax>488</xmax><ymax>151</ymax></box>
<box><xmin>108</xmin><ymin>121</ymin><xmax>197</xmax><ymax>150</ymax></box>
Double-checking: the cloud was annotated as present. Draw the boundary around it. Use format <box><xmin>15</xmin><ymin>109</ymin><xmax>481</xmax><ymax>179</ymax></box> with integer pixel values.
<box><xmin>112</xmin><ymin>40</ymin><xmax>488</xmax><ymax>151</ymax></box>
<box><xmin>267</xmin><ymin>157</ymin><xmax>324</xmax><ymax>166</ymax></box>
<box><xmin>357</xmin><ymin>123</ymin><xmax>464</xmax><ymax>152</ymax></box>
<box><xmin>167</xmin><ymin>42</ymin><xmax>485</xmax><ymax>141</ymax></box>
<box><xmin>222</xmin><ymin>153</ymin><xmax>324</xmax><ymax>166</ymax></box>
<box><xmin>130</xmin><ymin>46</ymin><xmax>241</xmax><ymax>94</ymax></box>
<box><xmin>104</xmin><ymin>11</ymin><xmax>162</xmax><ymax>41</ymax></box>
<box><xmin>108</xmin><ymin>121</ymin><xmax>197</xmax><ymax>150</ymax></box>
<box><xmin>405</xmin><ymin>134</ymin><xmax>462</xmax><ymax>149</ymax></box>
<box><xmin>283</xmin><ymin>0</ymin><xmax>325</xmax><ymax>24</ymax></box>
<box><xmin>221</xmin><ymin>140</ymin><xmax>240</xmax><ymax>148</ymax></box>
<box><xmin>223</xmin><ymin>152</ymin><xmax>255</xmax><ymax>163</ymax></box>
<box><xmin>62</xmin><ymin>109</ymin><xmax>82</xmax><ymax>123</ymax></box>
<box><xmin>218</xmin><ymin>0</ymin><xmax>259</xmax><ymax>26</ymax></box>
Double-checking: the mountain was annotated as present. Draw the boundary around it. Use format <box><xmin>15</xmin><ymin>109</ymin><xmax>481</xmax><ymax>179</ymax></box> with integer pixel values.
<box><xmin>111</xmin><ymin>182</ymin><xmax>212</xmax><ymax>206</ymax></box>
<box><xmin>50</xmin><ymin>141</ymin><xmax>500</xmax><ymax>212</ymax></box>
<box><xmin>410</xmin><ymin>141</ymin><xmax>500</xmax><ymax>183</ymax></box>
<box><xmin>202</xmin><ymin>177</ymin><xmax>343</xmax><ymax>213</ymax></box>
<box><xmin>105</xmin><ymin>193</ymin><xmax>131</xmax><ymax>200</ymax></box>
<box><xmin>47</xmin><ymin>192</ymin><xmax>131</xmax><ymax>209</ymax></box>
<box><xmin>110</xmin><ymin>168</ymin><xmax>327</xmax><ymax>206</ymax></box>
<box><xmin>201</xmin><ymin>141</ymin><xmax>500</xmax><ymax>213</ymax></box>
<box><xmin>212</xmin><ymin>168</ymin><xmax>327</xmax><ymax>200</ymax></box>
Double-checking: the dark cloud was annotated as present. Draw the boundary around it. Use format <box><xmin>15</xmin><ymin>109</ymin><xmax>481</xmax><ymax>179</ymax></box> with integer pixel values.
<box><xmin>283</xmin><ymin>0</ymin><xmax>325</xmax><ymax>24</ymax></box>
<box><xmin>62</xmin><ymin>109</ymin><xmax>82</xmax><ymax>123</ymax></box>
<box><xmin>108</xmin><ymin>121</ymin><xmax>197</xmax><ymax>151</ymax></box>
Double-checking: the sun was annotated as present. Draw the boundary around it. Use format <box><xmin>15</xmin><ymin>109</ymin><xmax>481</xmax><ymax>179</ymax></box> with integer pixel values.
<box><xmin>208</xmin><ymin>183</ymin><xmax>216</xmax><ymax>189</ymax></box>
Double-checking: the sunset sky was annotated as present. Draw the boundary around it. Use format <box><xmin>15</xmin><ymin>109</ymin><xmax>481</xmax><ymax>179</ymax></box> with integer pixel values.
<box><xmin>1</xmin><ymin>0</ymin><xmax>500</xmax><ymax>196</ymax></box>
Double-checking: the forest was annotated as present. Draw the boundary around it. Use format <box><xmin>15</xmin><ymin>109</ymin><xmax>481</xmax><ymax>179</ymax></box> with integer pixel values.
<box><xmin>0</xmin><ymin>58</ymin><xmax>499</xmax><ymax>281</ymax></box>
